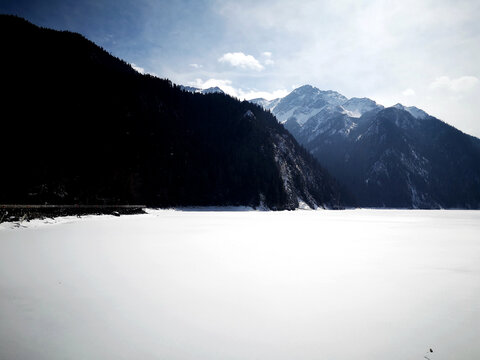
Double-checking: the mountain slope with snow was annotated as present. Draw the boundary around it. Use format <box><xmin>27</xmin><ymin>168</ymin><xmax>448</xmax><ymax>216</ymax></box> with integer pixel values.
<box><xmin>252</xmin><ymin>85</ymin><xmax>480</xmax><ymax>208</ymax></box>
<box><xmin>249</xmin><ymin>97</ymin><xmax>281</xmax><ymax>111</ymax></box>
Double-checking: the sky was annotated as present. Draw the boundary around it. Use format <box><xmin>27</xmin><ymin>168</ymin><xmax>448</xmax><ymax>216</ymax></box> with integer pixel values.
<box><xmin>1</xmin><ymin>0</ymin><xmax>480</xmax><ymax>137</ymax></box>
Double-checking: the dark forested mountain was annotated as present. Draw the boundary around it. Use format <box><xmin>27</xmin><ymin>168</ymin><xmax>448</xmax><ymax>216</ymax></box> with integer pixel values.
<box><xmin>253</xmin><ymin>85</ymin><xmax>480</xmax><ymax>208</ymax></box>
<box><xmin>0</xmin><ymin>15</ymin><xmax>343</xmax><ymax>209</ymax></box>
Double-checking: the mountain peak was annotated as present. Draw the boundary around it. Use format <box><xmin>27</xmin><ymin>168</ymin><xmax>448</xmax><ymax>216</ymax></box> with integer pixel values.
<box><xmin>179</xmin><ymin>85</ymin><xmax>224</xmax><ymax>95</ymax></box>
<box><xmin>293</xmin><ymin>84</ymin><xmax>316</xmax><ymax>93</ymax></box>
<box><xmin>291</xmin><ymin>85</ymin><xmax>345</xmax><ymax>98</ymax></box>
<box><xmin>273</xmin><ymin>86</ymin><xmax>348</xmax><ymax>126</ymax></box>
<box><xmin>179</xmin><ymin>85</ymin><xmax>200</xmax><ymax>93</ymax></box>
<box><xmin>201</xmin><ymin>86</ymin><xmax>224</xmax><ymax>94</ymax></box>
<box><xmin>392</xmin><ymin>103</ymin><xmax>429</xmax><ymax>119</ymax></box>
<box><xmin>287</xmin><ymin>85</ymin><xmax>347</xmax><ymax>103</ymax></box>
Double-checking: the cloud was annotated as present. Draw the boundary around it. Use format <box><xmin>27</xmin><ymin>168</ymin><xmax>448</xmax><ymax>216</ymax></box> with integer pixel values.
<box><xmin>429</xmin><ymin>76</ymin><xmax>479</xmax><ymax>92</ymax></box>
<box><xmin>190</xmin><ymin>78</ymin><xmax>238</xmax><ymax>96</ymax></box>
<box><xmin>190</xmin><ymin>78</ymin><xmax>288</xmax><ymax>100</ymax></box>
<box><xmin>262</xmin><ymin>51</ymin><xmax>275</xmax><ymax>65</ymax></box>
<box><xmin>241</xmin><ymin>88</ymin><xmax>289</xmax><ymax>100</ymax></box>
<box><xmin>131</xmin><ymin>63</ymin><xmax>145</xmax><ymax>74</ymax></box>
<box><xmin>131</xmin><ymin>63</ymin><xmax>159</xmax><ymax>77</ymax></box>
<box><xmin>189</xmin><ymin>63</ymin><xmax>202</xmax><ymax>69</ymax></box>
<box><xmin>402</xmin><ymin>88</ymin><xmax>415</xmax><ymax>96</ymax></box>
<box><xmin>131</xmin><ymin>63</ymin><xmax>160</xmax><ymax>77</ymax></box>
<box><xmin>218</xmin><ymin>52</ymin><xmax>264</xmax><ymax>71</ymax></box>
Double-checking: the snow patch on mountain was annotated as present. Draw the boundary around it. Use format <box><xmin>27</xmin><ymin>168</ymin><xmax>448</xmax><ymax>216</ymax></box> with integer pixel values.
<box><xmin>342</xmin><ymin>97</ymin><xmax>383</xmax><ymax>117</ymax></box>
<box><xmin>249</xmin><ymin>98</ymin><xmax>281</xmax><ymax>111</ymax></box>
<box><xmin>264</xmin><ymin>86</ymin><xmax>387</xmax><ymax>146</ymax></box>
<box><xmin>243</xmin><ymin>110</ymin><xmax>255</xmax><ymax>119</ymax></box>
<box><xmin>272</xmin><ymin>85</ymin><xmax>348</xmax><ymax>126</ymax></box>
<box><xmin>179</xmin><ymin>85</ymin><xmax>200</xmax><ymax>93</ymax></box>
<box><xmin>342</xmin><ymin>108</ymin><xmax>362</xmax><ymax>118</ymax></box>
<box><xmin>201</xmin><ymin>86</ymin><xmax>224</xmax><ymax>94</ymax></box>
<box><xmin>179</xmin><ymin>85</ymin><xmax>225</xmax><ymax>95</ymax></box>
<box><xmin>393</xmin><ymin>103</ymin><xmax>429</xmax><ymax>119</ymax></box>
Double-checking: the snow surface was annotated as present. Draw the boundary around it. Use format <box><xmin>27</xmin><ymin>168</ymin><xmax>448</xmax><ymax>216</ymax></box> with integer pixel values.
<box><xmin>1</xmin><ymin>210</ymin><xmax>480</xmax><ymax>360</ymax></box>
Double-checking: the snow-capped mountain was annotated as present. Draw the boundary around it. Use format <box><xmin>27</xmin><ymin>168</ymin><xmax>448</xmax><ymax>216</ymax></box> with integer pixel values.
<box><xmin>342</xmin><ymin>97</ymin><xmax>383</xmax><ymax>118</ymax></box>
<box><xmin>393</xmin><ymin>103</ymin><xmax>429</xmax><ymax>119</ymax></box>
<box><xmin>200</xmin><ymin>86</ymin><xmax>224</xmax><ymax>94</ymax></box>
<box><xmin>179</xmin><ymin>85</ymin><xmax>225</xmax><ymax>95</ymax></box>
<box><xmin>249</xmin><ymin>97</ymin><xmax>281</xmax><ymax>111</ymax></box>
<box><xmin>272</xmin><ymin>85</ymin><xmax>348</xmax><ymax>126</ymax></box>
<box><xmin>251</xmin><ymin>85</ymin><xmax>383</xmax><ymax>130</ymax></box>
<box><xmin>251</xmin><ymin>85</ymin><xmax>480</xmax><ymax>208</ymax></box>
<box><xmin>179</xmin><ymin>85</ymin><xmax>199</xmax><ymax>93</ymax></box>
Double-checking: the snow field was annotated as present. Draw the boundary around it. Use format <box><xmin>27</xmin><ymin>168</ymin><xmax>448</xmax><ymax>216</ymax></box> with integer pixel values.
<box><xmin>0</xmin><ymin>210</ymin><xmax>479</xmax><ymax>360</ymax></box>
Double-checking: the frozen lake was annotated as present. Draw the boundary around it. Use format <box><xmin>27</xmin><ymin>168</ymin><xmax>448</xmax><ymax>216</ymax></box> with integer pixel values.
<box><xmin>1</xmin><ymin>210</ymin><xmax>479</xmax><ymax>360</ymax></box>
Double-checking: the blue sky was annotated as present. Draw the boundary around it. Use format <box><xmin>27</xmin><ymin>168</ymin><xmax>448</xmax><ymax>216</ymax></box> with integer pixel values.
<box><xmin>2</xmin><ymin>0</ymin><xmax>480</xmax><ymax>137</ymax></box>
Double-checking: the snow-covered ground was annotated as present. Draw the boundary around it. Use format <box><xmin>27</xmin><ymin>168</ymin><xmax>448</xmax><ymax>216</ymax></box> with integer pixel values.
<box><xmin>1</xmin><ymin>210</ymin><xmax>479</xmax><ymax>360</ymax></box>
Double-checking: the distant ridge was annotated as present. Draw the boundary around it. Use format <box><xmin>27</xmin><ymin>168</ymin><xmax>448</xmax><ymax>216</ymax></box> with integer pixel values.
<box><xmin>179</xmin><ymin>85</ymin><xmax>225</xmax><ymax>95</ymax></box>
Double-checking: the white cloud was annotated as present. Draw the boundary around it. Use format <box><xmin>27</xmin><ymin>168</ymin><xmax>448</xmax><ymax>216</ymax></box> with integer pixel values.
<box><xmin>189</xmin><ymin>78</ymin><xmax>287</xmax><ymax>100</ymax></box>
<box><xmin>130</xmin><ymin>63</ymin><xmax>160</xmax><ymax>77</ymax></box>
<box><xmin>241</xmin><ymin>89</ymin><xmax>288</xmax><ymax>100</ymax></box>
<box><xmin>190</xmin><ymin>78</ymin><xmax>238</xmax><ymax>96</ymax></box>
<box><xmin>261</xmin><ymin>51</ymin><xmax>275</xmax><ymax>65</ymax></box>
<box><xmin>218</xmin><ymin>52</ymin><xmax>264</xmax><ymax>71</ymax></box>
<box><xmin>131</xmin><ymin>63</ymin><xmax>145</xmax><ymax>74</ymax></box>
<box><xmin>402</xmin><ymin>88</ymin><xmax>416</xmax><ymax>96</ymax></box>
<box><xmin>429</xmin><ymin>76</ymin><xmax>479</xmax><ymax>92</ymax></box>
<box><xmin>189</xmin><ymin>63</ymin><xmax>202</xmax><ymax>69</ymax></box>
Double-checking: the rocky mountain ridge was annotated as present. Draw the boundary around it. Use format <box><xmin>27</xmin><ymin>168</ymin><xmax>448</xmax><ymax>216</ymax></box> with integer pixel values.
<box><xmin>251</xmin><ymin>85</ymin><xmax>480</xmax><ymax>208</ymax></box>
